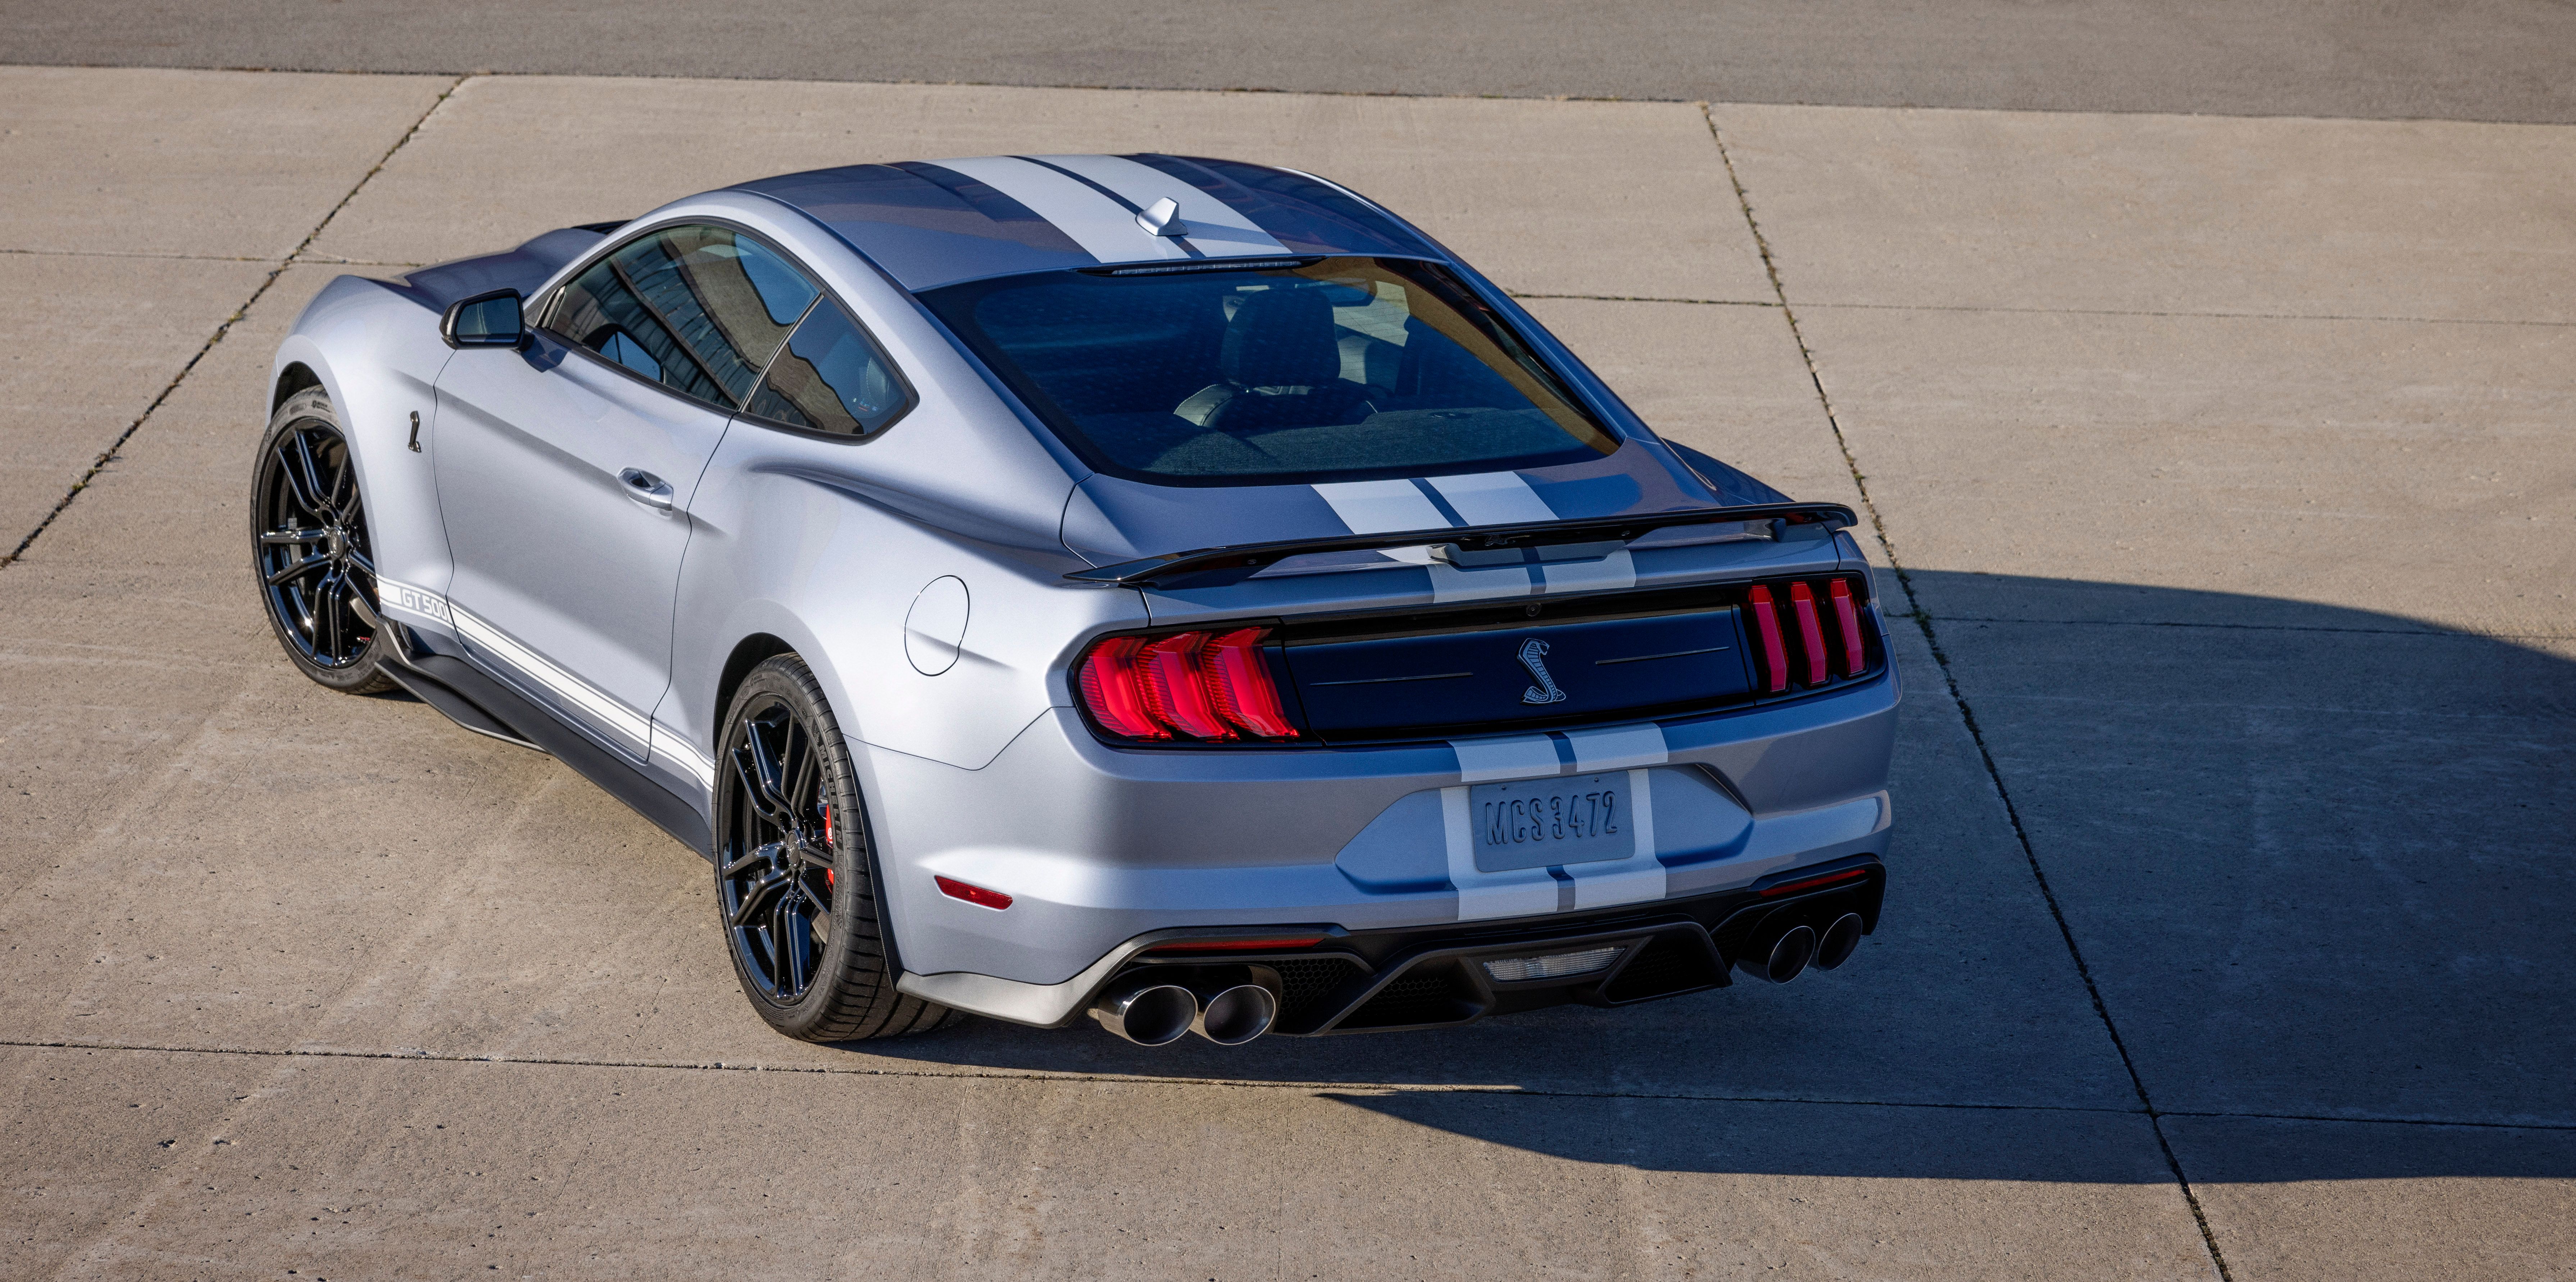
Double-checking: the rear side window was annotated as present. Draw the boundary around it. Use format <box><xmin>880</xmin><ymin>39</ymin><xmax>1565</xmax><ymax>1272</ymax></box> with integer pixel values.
<box><xmin>919</xmin><ymin>256</ymin><xmax>1618</xmax><ymax>485</ymax></box>
<box><xmin>742</xmin><ymin>299</ymin><xmax>913</xmax><ymax>438</ymax></box>
<box><xmin>545</xmin><ymin>225</ymin><xmax>820</xmax><ymax>408</ymax></box>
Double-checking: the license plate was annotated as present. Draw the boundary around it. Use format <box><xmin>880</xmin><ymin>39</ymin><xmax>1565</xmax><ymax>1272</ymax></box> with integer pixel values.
<box><xmin>1471</xmin><ymin>773</ymin><xmax>1633</xmax><ymax>873</ymax></box>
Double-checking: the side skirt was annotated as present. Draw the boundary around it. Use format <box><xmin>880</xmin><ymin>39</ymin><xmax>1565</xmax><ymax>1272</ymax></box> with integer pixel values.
<box><xmin>386</xmin><ymin>647</ymin><xmax>714</xmax><ymax>862</ymax></box>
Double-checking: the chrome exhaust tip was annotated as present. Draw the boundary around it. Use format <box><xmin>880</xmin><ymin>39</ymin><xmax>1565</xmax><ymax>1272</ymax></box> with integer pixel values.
<box><xmin>1735</xmin><ymin>924</ymin><xmax>1817</xmax><ymax>984</ymax></box>
<box><xmin>1813</xmin><ymin>912</ymin><xmax>1865</xmax><ymax>971</ymax></box>
<box><xmin>1089</xmin><ymin>978</ymin><xmax>1198</xmax><ymax>1046</ymax></box>
<box><xmin>1190</xmin><ymin>983</ymin><xmax>1279</xmax><ymax>1046</ymax></box>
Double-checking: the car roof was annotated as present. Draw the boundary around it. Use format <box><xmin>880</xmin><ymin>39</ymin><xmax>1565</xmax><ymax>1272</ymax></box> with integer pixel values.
<box><xmin>730</xmin><ymin>154</ymin><xmax>1441</xmax><ymax>293</ymax></box>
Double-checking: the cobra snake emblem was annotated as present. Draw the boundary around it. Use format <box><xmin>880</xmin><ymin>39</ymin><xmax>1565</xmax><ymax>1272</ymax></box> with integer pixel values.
<box><xmin>1518</xmin><ymin>638</ymin><xmax>1568</xmax><ymax>705</ymax></box>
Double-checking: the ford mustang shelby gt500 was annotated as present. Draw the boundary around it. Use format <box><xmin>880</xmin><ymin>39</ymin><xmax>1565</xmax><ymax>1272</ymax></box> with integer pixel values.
<box><xmin>256</xmin><ymin>154</ymin><xmax>1895</xmax><ymax>1046</ymax></box>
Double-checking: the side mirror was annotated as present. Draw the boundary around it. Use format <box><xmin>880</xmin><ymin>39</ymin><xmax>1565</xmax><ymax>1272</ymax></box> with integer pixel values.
<box><xmin>442</xmin><ymin>289</ymin><xmax>524</xmax><ymax>349</ymax></box>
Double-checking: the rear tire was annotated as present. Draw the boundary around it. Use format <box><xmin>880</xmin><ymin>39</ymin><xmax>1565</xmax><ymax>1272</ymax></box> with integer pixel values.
<box><xmin>714</xmin><ymin>654</ymin><xmax>960</xmax><ymax>1041</ymax></box>
<box><xmin>250</xmin><ymin>389</ymin><xmax>396</xmax><ymax>694</ymax></box>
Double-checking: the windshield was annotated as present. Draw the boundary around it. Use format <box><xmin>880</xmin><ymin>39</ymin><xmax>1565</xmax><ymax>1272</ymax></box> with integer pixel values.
<box><xmin>920</xmin><ymin>257</ymin><xmax>1619</xmax><ymax>485</ymax></box>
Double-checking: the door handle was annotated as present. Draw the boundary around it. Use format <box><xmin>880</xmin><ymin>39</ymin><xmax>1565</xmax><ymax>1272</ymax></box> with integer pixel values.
<box><xmin>618</xmin><ymin>468</ymin><xmax>675</xmax><ymax>512</ymax></box>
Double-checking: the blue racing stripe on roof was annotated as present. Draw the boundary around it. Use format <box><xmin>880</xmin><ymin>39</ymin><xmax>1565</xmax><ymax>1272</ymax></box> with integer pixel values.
<box><xmin>733</xmin><ymin>163</ymin><xmax>1097</xmax><ymax>291</ymax></box>
<box><xmin>889</xmin><ymin>161</ymin><xmax>1090</xmax><ymax>253</ymax></box>
<box><xmin>1125</xmin><ymin>155</ymin><xmax>1439</xmax><ymax>258</ymax></box>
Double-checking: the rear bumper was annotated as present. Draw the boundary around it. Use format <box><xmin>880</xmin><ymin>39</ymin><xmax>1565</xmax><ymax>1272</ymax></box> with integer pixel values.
<box><xmin>905</xmin><ymin>854</ymin><xmax>1884</xmax><ymax>1032</ymax></box>
<box><xmin>866</xmin><ymin>661</ymin><xmax>1898</xmax><ymax>1020</ymax></box>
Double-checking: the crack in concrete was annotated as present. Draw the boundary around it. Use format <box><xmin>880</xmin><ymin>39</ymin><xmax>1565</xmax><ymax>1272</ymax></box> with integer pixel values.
<box><xmin>10</xmin><ymin>1037</ymin><xmax>2573</xmax><ymax>1132</ymax></box>
<box><xmin>0</xmin><ymin>74</ymin><xmax>466</xmax><ymax>570</ymax></box>
<box><xmin>1703</xmin><ymin>101</ymin><xmax>2241</xmax><ymax>1282</ymax></box>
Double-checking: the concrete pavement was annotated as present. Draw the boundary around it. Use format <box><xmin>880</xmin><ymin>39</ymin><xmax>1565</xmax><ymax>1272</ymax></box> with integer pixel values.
<box><xmin>8</xmin><ymin>0</ymin><xmax>2576</xmax><ymax>124</ymax></box>
<box><xmin>2</xmin><ymin>65</ymin><xmax>2571</xmax><ymax>1278</ymax></box>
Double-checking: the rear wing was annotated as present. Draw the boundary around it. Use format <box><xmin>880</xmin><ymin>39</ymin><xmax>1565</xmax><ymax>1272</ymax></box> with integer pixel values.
<box><xmin>1063</xmin><ymin>501</ymin><xmax>1859</xmax><ymax>590</ymax></box>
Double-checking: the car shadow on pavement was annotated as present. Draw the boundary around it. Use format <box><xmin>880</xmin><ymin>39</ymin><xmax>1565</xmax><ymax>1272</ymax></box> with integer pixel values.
<box><xmin>843</xmin><ymin>572</ymin><xmax>2575</xmax><ymax>1177</ymax></box>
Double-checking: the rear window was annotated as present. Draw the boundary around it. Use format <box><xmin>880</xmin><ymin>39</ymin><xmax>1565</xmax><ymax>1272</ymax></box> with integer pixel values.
<box><xmin>919</xmin><ymin>257</ymin><xmax>1618</xmax><ymax>485</ymax></box>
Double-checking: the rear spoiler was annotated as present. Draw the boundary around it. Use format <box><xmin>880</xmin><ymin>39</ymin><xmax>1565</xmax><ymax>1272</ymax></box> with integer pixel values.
<box><xmin>1063</xmin><ymin>501</ymin><xmax>1858</xmax><ymax>590</ymax></box>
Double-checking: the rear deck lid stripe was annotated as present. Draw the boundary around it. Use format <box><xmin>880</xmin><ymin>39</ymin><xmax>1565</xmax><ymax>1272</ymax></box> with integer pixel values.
<box><xmin>1312</xmin><ymin>478</ymin><xmax>1450</xmax><ymax>535</ymax></box>
<box><xmin>1425</xmin><ymin>471</ymin><xmax>1556</xmax><ymax>525</ymax></box>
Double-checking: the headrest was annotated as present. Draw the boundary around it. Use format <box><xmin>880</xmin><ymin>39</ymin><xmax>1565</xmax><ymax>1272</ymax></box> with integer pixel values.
<box><xmin>1221</xmin><ymin>286</ymin><xmax>1341</xmax><ymax>389</ymax></box>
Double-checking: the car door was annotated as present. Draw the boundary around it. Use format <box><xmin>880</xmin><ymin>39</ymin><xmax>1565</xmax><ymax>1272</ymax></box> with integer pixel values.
<box><xmin>432</xmin><ymin>222</ymin><xmax>821</xmax><ymax>760</ymax></box>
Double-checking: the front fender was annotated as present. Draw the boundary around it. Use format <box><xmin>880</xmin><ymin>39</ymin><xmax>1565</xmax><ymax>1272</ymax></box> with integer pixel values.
<box><xmin>270</xmin><ymin>275</ymin><xmax>453</xmax><ymax>606</ymax></box>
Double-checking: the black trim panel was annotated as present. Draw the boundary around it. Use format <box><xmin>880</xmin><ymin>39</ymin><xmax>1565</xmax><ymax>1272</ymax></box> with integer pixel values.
<box><xmin>1107</xmin><ymin>853</ymin><xmax>1886</xmax><ymax>1035</ymax></box>
<box><xmin>1065</xmin><ymin>501</ymin><xmax>1858</xmax><ymax>589</ymax></box>
<box><xmin>394</xmin><ymin>652</ymin><xmax>714</xmax><ymax>861</ymax></box>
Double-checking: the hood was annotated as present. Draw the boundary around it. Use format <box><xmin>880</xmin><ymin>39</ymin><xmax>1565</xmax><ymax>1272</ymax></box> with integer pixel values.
<box><xmin>387</xmin><ymin>227</ymin><xmax>611</xmax><ymax>312</ymax></box>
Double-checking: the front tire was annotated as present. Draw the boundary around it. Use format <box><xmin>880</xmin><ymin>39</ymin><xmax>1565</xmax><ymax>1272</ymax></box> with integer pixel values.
<box><xmin>715</xmin><ymin>655</ymin><xmax>958</xmax><ymax>1041</ymax></box>
<box><xmin>250</xmin><ymin>388</ymin><xmax>395</xmax><ymax>694</ymax></box>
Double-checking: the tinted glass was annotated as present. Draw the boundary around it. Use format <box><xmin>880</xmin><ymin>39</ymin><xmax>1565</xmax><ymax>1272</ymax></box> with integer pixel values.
<box><xmin>920</xmin><ymin>257</ymin><xmax>1616</xmax><ymax>484</ymax></box>
<box><xmin>743</xmin><ymin>300</ymin><xmax>911</xmax><ymax>437</ymax></box>
<box><xmin>449</xmin><ymin>292</ymin><xmax>521</xmax><ymax>344</ymax></box>
<box><xmin>545</xmin><ymin>225</ymin><xmax>819</xmax><ymax>407</ymax></box>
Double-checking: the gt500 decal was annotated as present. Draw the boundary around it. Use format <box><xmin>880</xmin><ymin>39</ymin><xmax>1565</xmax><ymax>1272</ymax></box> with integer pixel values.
<box><xmin>377</xmin><ymin>577</ymin><xmax>454</xmax><ymax>626</ymax></box>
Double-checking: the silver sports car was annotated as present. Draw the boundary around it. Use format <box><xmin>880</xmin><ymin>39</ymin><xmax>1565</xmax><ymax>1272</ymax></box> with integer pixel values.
<box><xmin>256</xmin><ymin>154</ymin><xmax>1896</xmax><ymax>1046</ymax></box>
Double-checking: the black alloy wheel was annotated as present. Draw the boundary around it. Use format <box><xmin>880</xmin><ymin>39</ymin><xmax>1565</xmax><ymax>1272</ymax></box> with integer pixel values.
<box><xmin>721</xmin><ymin>693</ymin><xmax>838</xmax><ymax>1004</ymax></box>
<box><xmin>714</xmin><ymin>655</ymin><xmax>958</xmax><ymax>1041</ymax></box>
<box><xmin>252</xmin><ymin>388</ymin><xmax>394</xmax><ymax>693</ymax></box>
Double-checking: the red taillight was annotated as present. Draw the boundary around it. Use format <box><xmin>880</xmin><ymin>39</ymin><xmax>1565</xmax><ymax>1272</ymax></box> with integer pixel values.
<box><xmin>1077</xmin><ymin>637</ymin><xmax>1169</xmax><ymax>739</ymax></box>
<box><xmin>1748</xmin><ymin>585</ymin><xmax>1788</xmax><ymax>693</ymax></box>
<box><xmin>1139</xmin><ymin>632</ymin><xmax>1234</xmax><ymax>740</ymax></box>
<box><xmin>1789</xmin><ymin>581</ymin><xmax>1829</xmax><ymax>686</ymax></box>
<box><xmin>935</xmin><ymin>875</ymin><xmax>1012</xmax><ymax>910</ymax></box>
<box><xmin>1828</xmin><ymin>577</ymin><xmax>1866</xmax><ymax>677</ymax></box>
<box><xmin>1201</xmin><ymin>628</ymin><xmax>1298</xmax><ymax>738</ymax></box>
<box><xmin>1076</xmin><ymin>627</ymin><xmax>1301</xmax><ymax>743</ymax></box>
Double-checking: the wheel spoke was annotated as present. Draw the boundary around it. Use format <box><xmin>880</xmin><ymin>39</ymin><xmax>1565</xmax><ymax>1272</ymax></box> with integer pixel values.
<box><xmin>774</xmin><ymin>891</ymin><xmax>810</xmax><ymax>995</ymax></box>
<box><xmin>730</xmin><ymin>746</ymin><xmax>785</xmax><ymax>828</ymax></box>
<box><xmin>261</xmin><ymin>528</ymin><xmax>328</xmax><ymax>545</ymax></box>
<box><xmin>790</xmin><ymin>731</ymin><xmax>820</xmax><ymax>815</ymax></box>
<box><xmin>291</xmin><ymin>432</ymin><xmax>334</xmax><ymax>520</ymax></box>
<box><xmin>729</xmin><ymin>869</ymin><xmax>789</xmax><ymax>926</ymax></box>
<box><xmin>744</xmin><ymin>717</ymin><xmax>797</xmax><ymax>821</ymax></box>
<box><xmin>273</xmin><ymin>442</ymin><xmax>322</xmax><ymax>516</ymax></box>
<box><xmin>265</xmin><ymin>554</ymin><xmax>330</xmax><ymax>586</ymax></box>
<box><xmin>318</xmin><ymin>568</ymin><xmax>344</xmax><ymax>657</ymax></box>
<box><xmin>343</xmin><ymin>575</ymin><xmax>381</xmax><ymax>629</ymax></box>
<box><xmin>722</xmin><ymin>841</ymin><xmax>782</xmax><ymax>877</ymax></box>
<box><xmin>793</xmin><ymin>842</ymin><xmax>834</xmax><ymax>871</ymax></box>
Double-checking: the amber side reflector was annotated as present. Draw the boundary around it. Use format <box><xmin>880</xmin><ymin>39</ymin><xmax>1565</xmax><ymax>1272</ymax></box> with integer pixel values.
<box><xmin>935</xmin><ymin>876</ymin><xmax>1013</xmax><ymax>910</ymax></box>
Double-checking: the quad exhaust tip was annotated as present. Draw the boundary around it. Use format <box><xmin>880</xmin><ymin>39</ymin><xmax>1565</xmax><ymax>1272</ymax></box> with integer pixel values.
<box><xmin>1089</xmin><ymin>978</ymin><xmax>1197</xmax><ymax>1046</ymax></box>
<box><xmin>1814</xmin><ymin>912</ymin><xmax>1864</xmax><ymax>971</ymax></box>
<box><xmin>1735</xmin><ymin>923</ymin><xmax>1817</xmax><ymax>984</ymax></box>
<box><xmin>1191</xmin><ymin>983</ymin><xmax>1279</xmax><ymax>1046</ymax></box>
<box><xmin>1090</xmin><ymin>976</ymin><xmax>1281</xmax><ymax>1046</ymax></box>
